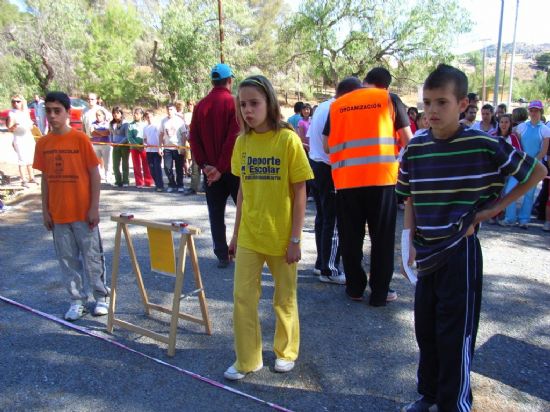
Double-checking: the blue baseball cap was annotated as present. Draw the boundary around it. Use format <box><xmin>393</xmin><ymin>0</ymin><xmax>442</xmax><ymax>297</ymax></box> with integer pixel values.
<box><xmin>211</xmin><ymin>63</ymin><xmax>234</xmax><ymax>81</ymax></box>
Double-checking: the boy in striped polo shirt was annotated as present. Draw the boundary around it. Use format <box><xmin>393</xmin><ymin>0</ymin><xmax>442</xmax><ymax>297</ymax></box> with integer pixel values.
<box><xmin>397</xmin><ymin>64</ymin><xmax>546</xmax><ymax>412</ymax></box>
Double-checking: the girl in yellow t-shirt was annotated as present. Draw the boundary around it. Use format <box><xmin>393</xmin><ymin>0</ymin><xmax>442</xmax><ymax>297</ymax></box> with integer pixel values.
<box><xmin>224</xmin><ymin>75</ymin><xmax>313</xmax><ymax>381</ymax></box>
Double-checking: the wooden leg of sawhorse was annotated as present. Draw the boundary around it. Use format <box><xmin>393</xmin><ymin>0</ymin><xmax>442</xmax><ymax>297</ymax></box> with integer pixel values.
<box><xmin>107</xmin><ymin>223</ymin><xmax>122</xmax><ymax>333</ymax></box>
<box><xmin>187</xmin><ymin>235</ymin><xmax>212</xmax><ymax>335</ymax></box>
<box><xmin>122</xmin><ymin>224</ymin><xmax>150</xmax><ymax>315</ymax></box>
<box><xmin>166</xmin><ymin>233</ymin><xmax>189</xmax><ymax>357</ymax></box>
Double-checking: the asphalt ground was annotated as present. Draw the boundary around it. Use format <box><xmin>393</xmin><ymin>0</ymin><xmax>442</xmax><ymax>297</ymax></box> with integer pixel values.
<box><xmin>1</xmin><ymin>174</ymin><xmax>549</xmax><ymax>411</ymax></box>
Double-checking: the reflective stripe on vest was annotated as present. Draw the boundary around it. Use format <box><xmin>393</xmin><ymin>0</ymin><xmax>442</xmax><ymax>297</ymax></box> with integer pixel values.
<box><xmin>332</xmin><ymin>155</ymin><xmax>397</xmax><ymax>169</ymax></box>
<box><xmin>328</xmin><ymin>88</ymin><xmax>398</xmax><ymax>189</ymax></box>
<box><xmin>329</xmin><ymin>137</ymin><xmax>396</xmax><ymax>154</ymax></box>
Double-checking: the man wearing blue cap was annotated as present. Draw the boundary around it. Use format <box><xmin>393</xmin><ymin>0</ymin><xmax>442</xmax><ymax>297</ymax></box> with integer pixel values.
<box><xmin>189</xmin><ymin>63</ymin><xmax>240</xmax><ymax>268</ymax></box>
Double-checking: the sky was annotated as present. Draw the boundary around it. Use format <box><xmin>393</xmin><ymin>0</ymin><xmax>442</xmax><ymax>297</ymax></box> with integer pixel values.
<box><xmin>455</xmin><ymin>0</ymin><xmax>550</xmax><ymax>53</ymax></box>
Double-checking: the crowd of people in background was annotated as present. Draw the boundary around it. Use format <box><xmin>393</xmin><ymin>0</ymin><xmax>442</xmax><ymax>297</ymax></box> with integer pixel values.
<box><xmin>3</xmin><ymin>74</ymin><xmax>550</xmax><ymax>229</ymax></box>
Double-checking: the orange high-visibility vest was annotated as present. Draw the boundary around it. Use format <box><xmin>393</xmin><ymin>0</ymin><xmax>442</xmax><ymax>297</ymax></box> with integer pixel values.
<box><xmin>328</xmin><ymin>87</ymin><xmax>398</xmax><ymax>190</ymax></box>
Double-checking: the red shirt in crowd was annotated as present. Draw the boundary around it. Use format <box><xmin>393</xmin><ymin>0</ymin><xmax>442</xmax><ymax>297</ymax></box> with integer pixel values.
<box><xmin>189</xmin><ymin>86</ymin><xmax>240</xmax><ymax>174</ymax></box>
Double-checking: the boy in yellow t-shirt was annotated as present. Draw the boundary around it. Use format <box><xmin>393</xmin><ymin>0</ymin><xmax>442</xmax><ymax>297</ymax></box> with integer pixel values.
<box><xmin>33</xmin><ymin>91</ymin><xmax>109</xmax><ymax>321</ymax></box>
<box><xmin>224</xmin><ymin>76</ymin><xmax>313</xmax><ymax>381</ymax></box>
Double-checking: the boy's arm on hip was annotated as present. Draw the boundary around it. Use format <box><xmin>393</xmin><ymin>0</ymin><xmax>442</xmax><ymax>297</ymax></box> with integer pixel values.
<box><xmin>475</xmin><ymin>161</ymin><xmax>547</xmax><ymax>225</ymax></box>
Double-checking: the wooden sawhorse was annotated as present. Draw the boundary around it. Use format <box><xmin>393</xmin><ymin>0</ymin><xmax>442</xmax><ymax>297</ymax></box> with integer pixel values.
<box><xmin>107</xmin><ymin>215</ymin><xmax>212</xmax><ymax>356</ymax></box>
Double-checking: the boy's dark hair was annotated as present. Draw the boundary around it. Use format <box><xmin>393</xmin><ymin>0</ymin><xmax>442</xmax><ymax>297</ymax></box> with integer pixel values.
<box><xmin>497</xmin><ymin>103</ymin><xmax>507</xmax><ymax>112</ymax></box>
<box><xmin>293</xmin><ymin>101</ymin><xmax>304</xmax><ymax>114</ymax></box>
<box><xmin>212</xmin><ymin>77</ymin><xmax>231</xmax><ymax>87</ymax></box>
<box><xmin>467</xmin><ymin>92</ymin><xmax>478</xmax><ymax>103</ymax></box>
<box><xmin>466</xmin><ymin>104</ymin><xmax>478</xmax><ymax>112</ymax></box>
<box><xmin>45</xmin><ymin>91</ymin><xmax>70</xmax><ymax>110</ymax></box>
<box><xmin>512</xmin><ymin>107</ymin><xmax>528</xmax><ymax>125</ymax></box>
<box><xmin>407</xmin><ymin>107</ymin><xmax>418</xmax><ymax>117</ymax></box>
<box><xmin>336</xmin><ymin>77</ymin><xmax>362</xmax><ymax>98</ymax></box>
<box><xmin>481</xmin><ymin>104</ymin><xmax>494</xmax><ymax>113</ymax></box>
<box><xmin>424</xmin><ymin>64</ymin><xmax>468</xmax><ymax>101</ymax></box>
<box><xmin>166</xmin><ymin>103</ymin><xmax>176</xmax><ymax>109</ymax></box>
<box><xmin>364</xmin><ymin>67</ymin><xmax>392</xmax><ymax>89</ymax></box>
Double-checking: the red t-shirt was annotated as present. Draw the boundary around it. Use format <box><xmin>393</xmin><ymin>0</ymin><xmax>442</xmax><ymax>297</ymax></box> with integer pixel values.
<box><xmin>33</xmin><ymin>129</ymin><xmax>99</xmax><ymax>224</ymax></box>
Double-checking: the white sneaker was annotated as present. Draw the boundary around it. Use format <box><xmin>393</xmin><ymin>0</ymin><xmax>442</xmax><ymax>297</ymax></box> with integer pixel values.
<box><xmin>319</xmin><ymin>273</ymin><xmax>346</xmax><ymax>285</ymax></box>
<box><xmin>543</xmin><ymin>222</ymin><xmax>550</xmax><ymax>232</ymax></box>
<box><xmin>386</xmin><ymin>289</ymin><xmax>398</xmax><ymax>302</ymax></box>
<box><xmin>64</xmin><ymin>303</ymin><xmax>87</xmax><ymax>321</ymax></box>
<box><xmin>177</xmin><ymin>187</ymin><xmax>185</xmax><ymax>193</ymax></box>
<box><xmin>223</xmin><ymin>363</ymin><xmax>263</xmax><ymax>380</ymax></box>
<box><xmin>274</xmin><ymin>358</ymin><xmax>295</xmax><ymax>373</ymax></box>
<box><xmin>93</xmin><ymin>299</ymin><xmax>109</xmax><ymax>316</ymax></box>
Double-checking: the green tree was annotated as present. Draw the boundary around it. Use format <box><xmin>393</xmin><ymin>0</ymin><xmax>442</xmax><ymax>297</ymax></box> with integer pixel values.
<box><xmin>0</xmin><ymin>56</ymin><xmax>40</xmax><ymax>107</ymax></box>
<box><xmin>0</xmin><ymin>0</ymin><xmax>22</xmax><ymax>30</ymax></box>
<box><xmin>281</xmin><ymin>0</ymin><xmax>471</xmax><ymax>87</ymax></box>
<box><xmin>1</xmin><ymin>0</ymin><xmax>88</xmax><ymax>93</ymax></box>
<box><xmin>79</xmin><ymin>1</ymin><xmax>147</xmax><ymax>105</ymax></box>
<box><xmin>535</xmin><ymin>52</ymin><xmax>550</xmax><ymax>71</ymax></box>
<box><xmin>151</xmin><ymin>0</ymin><xmax>271</xmax><ymax>102</ymax></box>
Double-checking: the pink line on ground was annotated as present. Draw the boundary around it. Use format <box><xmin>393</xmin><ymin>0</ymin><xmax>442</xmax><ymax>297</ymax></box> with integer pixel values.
<box><xmin>0</xmin><ymin>295</ymin><xmax>294</xmax><ymax>412</ymax></box>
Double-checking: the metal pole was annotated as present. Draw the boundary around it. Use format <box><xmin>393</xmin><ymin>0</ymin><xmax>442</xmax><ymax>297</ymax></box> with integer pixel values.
<box><xmin>501</xmin><ymin>53</ymin><xmax>508</xmax><ymax>102</ymax></box>
<box><xmin>482</xmin><ymin>46</ymin><xmax>487</xmax><ymax>104</ymax></box>
<box><xmin>493</xmin><ymin>0</ymin><xmax>504</xmax><ymax>107</ymax></box>
<box><xmin>508</xmin><ymin>0</ymin><xmax>519</xmax><ymax>109</ymax></box>
<box><xmin>217</xmin><ymin>0</ymin><xmax>224</xmax><ymax>63</ymax></box>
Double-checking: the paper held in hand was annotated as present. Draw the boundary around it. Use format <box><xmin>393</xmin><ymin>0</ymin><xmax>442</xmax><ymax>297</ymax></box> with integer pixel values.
<box><xmin>401</xmin><ymin>229</ymin><xmax>418</xmax><ymax>285</ymax></box>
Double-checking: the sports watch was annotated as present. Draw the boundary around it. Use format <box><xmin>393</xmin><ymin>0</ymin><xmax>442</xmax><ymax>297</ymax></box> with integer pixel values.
<box><xmin>289</xmin><ymin>237</ymin><xmax>301</xmax><ymax>244</ymax></box>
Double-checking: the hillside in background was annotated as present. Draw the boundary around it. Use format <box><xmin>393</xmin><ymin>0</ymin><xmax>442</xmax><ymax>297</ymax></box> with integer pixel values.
<box><xmin>482</xmin><ymin>43</ymin><xmax>550</xmax><ymax>59</ymax></box>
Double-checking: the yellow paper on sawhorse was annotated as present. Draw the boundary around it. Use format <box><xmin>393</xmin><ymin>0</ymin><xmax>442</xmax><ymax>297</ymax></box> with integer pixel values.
<box><xmin>147</xmin><ymin>227</ymin><xmax>176</xmax><ymax>276</ymax></box>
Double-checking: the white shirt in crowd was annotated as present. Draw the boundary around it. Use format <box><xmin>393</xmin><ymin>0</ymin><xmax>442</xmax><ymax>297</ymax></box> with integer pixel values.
<box><xmin>160</xmin><ymin>116</ymin><xmax>185</xmax><ymax>147</ymax></box>
<box><xmin>306</xmin><ymin>97</ymin><xmax>335</xmax><ymax>165</ymax></box>
<box><xmin>143</xmin><ymin>123</ymin><xmax>160</xmax><ymax>153</ymax></box>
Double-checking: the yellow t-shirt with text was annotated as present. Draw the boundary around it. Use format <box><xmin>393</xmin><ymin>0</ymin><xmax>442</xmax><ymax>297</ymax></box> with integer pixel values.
<box><xmin>231</xmin><ymin>128</ymin><xmax>313</xmax><ymax>256</ymax></box>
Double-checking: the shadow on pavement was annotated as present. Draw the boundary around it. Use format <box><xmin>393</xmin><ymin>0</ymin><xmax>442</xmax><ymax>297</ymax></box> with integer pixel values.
<box><xmin>473</xmin><ymin>334</ymin><xmax>550</xmax><ymax>402</ymax></box>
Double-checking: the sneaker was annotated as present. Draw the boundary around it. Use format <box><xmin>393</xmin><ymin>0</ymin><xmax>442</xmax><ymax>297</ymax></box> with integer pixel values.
<box><xmin>319</xmin><ymin>273</ymin><xmax>346</xmax><ymax>285</ymax></box>
<box><xmin>217</xmin><ymin>259</ymin><xmax>230</xmax><ymax>269</ymax></box>
<box><xmin>497</xmin><ymin>220</ymin><xmax>515</xmax><ymax>227</ymax></box>
<box><xmin>274</xmin><ymin>358</ymin><xmax>295</xmax><ymax>373</ymax></box>
<box><xmin>518</xmin><ymin>223</ymin><xmax>529</xmax><ymax>230</ymax></box>
<box><xmin>155</xmin><ymin>187</ymin><xmax>164</xmax><ymax>192</ymax></box>
<box><xmin>64</xmin><ymin>303</ymin><xmax>88</xmax><ymax>321</ymax></box>
<box><xmin>345</xmin><ymin>290</ymin><xmax>363</xmax><ymax>302</ymax></box>
<box><xmin>122</xmin><ymin>183</ymin><xmax>129</xmax><ymax>187</ymax></box>
<box><xmin>93</xmin><ymin>299</ymin><xmax>109</xmax><ymax>316</ymax></box>
<box><xmin>166</xmin><ymin>187</ymin><xmax>174</xmax><ymax>193</ymax></box>
<box><xmin>543</xmin><ymin>222</ymin><xmax>550</xmax><ymax>232</ymax></box>
<box><xmin>177</xmin><ymin>187</ymin><xmax>185</xmax><ymax>193</ymax></box>
<box><xmin>224</xmin><ymin>363</ymin><xmax>263</xmax><ymax>381</ymax></box>
<box><xmin>184</xmin><ymin>188</ymin><xmax>196</xmax><ymax>196</ymax></box>
<box><xmin>312</xmin><ymin>268</ymin><xmax>321</xmax><ymax>276</ymax></box>
<box><xmin>401</xmin><ymin>398</ymin><xmax>438</xmax><ymax>412</ymax></box>
<box><xmin>386</xmin><ymin>289</ymin><xmax>398</xmax><ymax>302</ymax></box>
